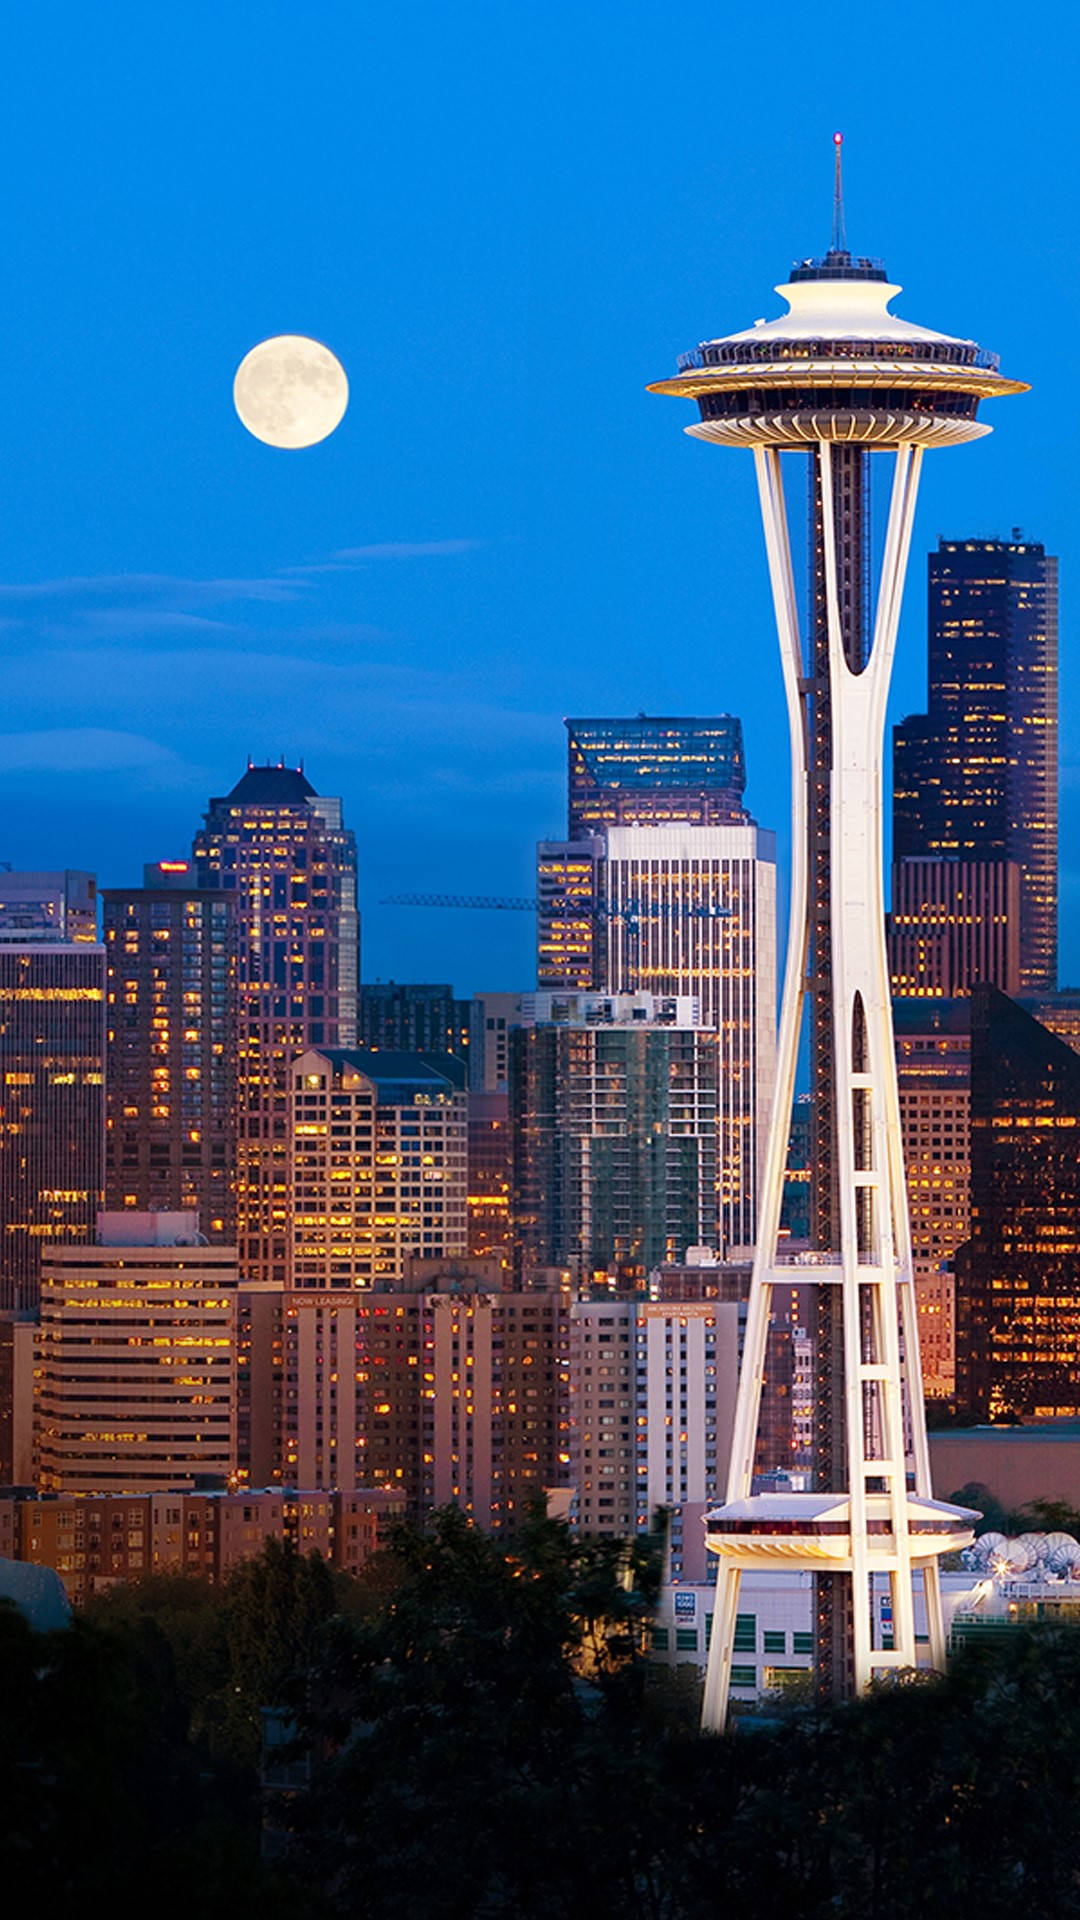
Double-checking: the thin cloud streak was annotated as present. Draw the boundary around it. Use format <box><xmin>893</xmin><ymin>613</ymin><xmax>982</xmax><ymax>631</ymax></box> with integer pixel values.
<box><xmin>332</xmin><ymin>539</ymin><xmax>482</xmax><ymax>561</ymax></box>
<box><xmin>0</xmin><ymin>727</ymin><xmax>187</xmax><ymax>772</ymax></box>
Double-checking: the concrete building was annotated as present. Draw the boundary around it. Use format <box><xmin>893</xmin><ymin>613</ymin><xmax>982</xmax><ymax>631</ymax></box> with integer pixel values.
<box><xmin>0</xmin><ymin>940</ymin><xmax>106</xmax><ymax>1312</ymax></box>
<box><xmin>469</xmin><ymin>991</ymin><xmax>521</xmax><ymax>1093</ymax></box>
<box><xmin>35</xmin><ymin>1212</ymin><xmax>240</xmax><ymax>1493</ymax></box>
<box><xmin>635</xmin><ymin>1298</ymin><xmax>741</xmax><ymax>1578</ymax></box>
<box><xmin>193</xmin><ymin>762</ymin><xmax>358</xmax><ymax>1285</ymax></box>
<box><xmin>103</xmin><ymin>862</ymin><xmax>236</xmax><ymax>1241</ymax></box>
<box><xmin>283</xmin><ymin>1259</ymin><xmax>566</xmax><ymax>1529</ymax></box>
<box><xmin>420</xmin><ymin>1276</ymin><xmax>567</xmax><ymax>1533</ymax></box>
<box><xmin>567</xmin><ymin>1297</ymin><xmax>637</xmax><ymax>1536</ymax></box>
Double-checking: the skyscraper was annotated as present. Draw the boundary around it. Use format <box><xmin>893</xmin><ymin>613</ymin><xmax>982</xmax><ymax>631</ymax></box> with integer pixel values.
<box><xmin>0</xmin><ymin>941</ymin><xmax>106</xmax><ymax>1312</ymax></box>
<box><xmin>538</xmin><ymin>719</ymin><xmax>777</xmax><ymax>1249</ymax></box>
<box><xmin>651</xmin><ymin>139</ymin><xmax>1022</xmax><ymax>1717</ymax></box>
<box><xmin>193</xmin><ymin>763</ymin><xmax>358</xmax><ymax>1283</ymax></box>
<box><xmin>103</xmin><ymin>862</ymin><xmax>236</xmax><ymax>1239</ymax></box>
<box><xmin>956</xmin><ymin>986</ymin><xmax>1080</xmax><ymax>1422</ymax></box>
<box><xmin>894</xmin><ymin>538</ymin><xmax>1058</xmax><ymax>993</ymax></box>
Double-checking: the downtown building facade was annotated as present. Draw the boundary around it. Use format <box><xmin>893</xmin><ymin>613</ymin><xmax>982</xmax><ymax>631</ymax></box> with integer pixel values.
<box><xmin>35</xmin><ymin>1212</ymin><xmax>240</xmax><ymax>1494</ymax></box>
<box><xmin>893</xmin><ymin>999</ymin><xmax>971</xmax><ymax>1399</ymax></box>
<box><xmin>193</xmin><ymin>763</ymin><xmax>358</xmax><ymax>1285</ymax></box>
<box><xmin>282</xmin><ymin>1260</ymin><xmax>567</xmax><ymax>1528</ymax></box>
<box><xmin>103</xmin><ymin>861</ymin><xmax>236</xmax><ymax>1241</ymax></box>
<box><xmin>0</xmin><ymin>938</ymin><xmax>106</xmax><ymax>1313</ymax></box>
<box><xmin>510</xmin><ymin>994</ymin><xmax>723</xmax><ymax>1283</ymax></box>
<box><xmin>956</xmin><ymin>987</ymin><xmax>1080</xmax><ymax>1422</ymax></box>
<box><xmin>537</xmin><ymin>718</ymin><xmax>776</xmax><ymax>1255</ymax></box>
<box><xmin>893</xmin><ymin>537</ymin><xmax>1058</xmax><ymax>996</ymax></box>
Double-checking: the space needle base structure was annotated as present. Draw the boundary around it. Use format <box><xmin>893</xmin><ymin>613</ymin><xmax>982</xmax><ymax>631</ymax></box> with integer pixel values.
<box><xmin>650</xmin><ymin>142</ymin><xmax>1025</xmax><ymax>1726</ymax></box>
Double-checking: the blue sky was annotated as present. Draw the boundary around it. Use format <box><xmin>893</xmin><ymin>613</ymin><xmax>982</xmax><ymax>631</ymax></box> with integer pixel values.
<box><xmin>2</xmin><ymin>1</ymin><xmax>1077</xmax><ymax>991</ymax></box>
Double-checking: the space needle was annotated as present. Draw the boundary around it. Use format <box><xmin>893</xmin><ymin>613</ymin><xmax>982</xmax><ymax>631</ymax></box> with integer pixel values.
<box><xmin>650</xmin><ymin>138</ymin><xmax>1027</xmax><ymax>1724</ymax></box>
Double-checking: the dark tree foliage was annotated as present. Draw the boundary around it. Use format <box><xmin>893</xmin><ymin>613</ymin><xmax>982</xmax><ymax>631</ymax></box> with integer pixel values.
<box><xmin>8</xmin><ymin>1525</ymin><xmax>1080</xmax><ymax>1915</ymax></box>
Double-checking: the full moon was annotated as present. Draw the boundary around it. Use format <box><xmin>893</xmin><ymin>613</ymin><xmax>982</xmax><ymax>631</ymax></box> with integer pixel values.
<box><xmin>233</xmin><ymin>334</ymin><xmax>348</xmax><ymax>449</ymax></box>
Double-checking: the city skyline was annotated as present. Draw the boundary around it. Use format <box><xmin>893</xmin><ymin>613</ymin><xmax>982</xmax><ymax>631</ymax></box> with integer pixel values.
<box><xmin>0</xmin><ymin>7</ymin><xmax>1076</xmax><ymax>1000</ymax></box>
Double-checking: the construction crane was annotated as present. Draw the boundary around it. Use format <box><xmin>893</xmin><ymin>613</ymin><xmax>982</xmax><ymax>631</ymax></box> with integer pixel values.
<box><xmin>381</xmin><ymin>893</ymin><xmax>538</xmax><ymax>911</ymax></box>
<box><xmin>380</xmin><ymin>892</ymin><xmax>731</xmax><ymax>920</ymax></box>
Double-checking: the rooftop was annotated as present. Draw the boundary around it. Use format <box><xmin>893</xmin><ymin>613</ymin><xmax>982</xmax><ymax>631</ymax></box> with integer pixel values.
<box><xmin>216</xmin><ymin>762</ymin><xmax>318</xmax><ymax>808</ymax></box>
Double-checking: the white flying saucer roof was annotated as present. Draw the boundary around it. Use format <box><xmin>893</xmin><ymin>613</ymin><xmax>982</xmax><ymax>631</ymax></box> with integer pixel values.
<box><xmin>710</xmin><ymin>276</ymin><xmax>975</xmax><ymax>350</ymax></box>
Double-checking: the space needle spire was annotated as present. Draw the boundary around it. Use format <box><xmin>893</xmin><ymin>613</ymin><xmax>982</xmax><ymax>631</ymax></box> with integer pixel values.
<box><xmin>650</xmin><ymin>146</ymin><xmax>1027</xmax><ymax>1723</ymax></box>
<box><xmin>831</xmin><ymin>130</ymin><xmax>846</xmax><ymax>254</ymax></box>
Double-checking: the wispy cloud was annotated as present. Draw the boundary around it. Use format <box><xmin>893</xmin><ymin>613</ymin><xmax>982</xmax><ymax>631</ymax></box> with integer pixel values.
<box><xmin>332</xmin><ymin>539</ymin><xmax>481</xmax><ymax>561</ymax></box>
<box><xmin>0</xmin><ymin>727</ymin><xmax>187</xmax><ymax>772</ymax></box>
<box><xmin>0</xmin><ymin>572</ymin><xmax>300</xmax><ymax>608</ymax></box>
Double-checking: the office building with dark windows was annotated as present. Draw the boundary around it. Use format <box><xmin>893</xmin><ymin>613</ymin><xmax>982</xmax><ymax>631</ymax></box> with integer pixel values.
<box><xmin>0</xmin><ymin>942</ymin><xmax>105</xmax><ymax>1312</ymax></box>
<box><xmin>956</xmin><ymin>987</ymin><xmax>1080</xmax><ymax>1421</ymax></box>
<box><xmin>893</xmin><ymin>538</ymin><xmax>1058</xmax><ymax>994</ymax></box>
<box><xmin>103</xmin><ymin>863</ymin><xmax>236</xmax><ymax>1240</ymax></box>
<box><xmin>888</xmin><ymin>855</ymin><xmax>1021</xmax><ymax>998</ymax></box>
<box><xmin>359</xmin><ymin>981</ymin><xmax>471</xmax><ymax>1060</ymax></box>
<box><xmin>193</xmin><ymin>762</ymin><xmax>358</xmax><ymax>1285</ymax></box>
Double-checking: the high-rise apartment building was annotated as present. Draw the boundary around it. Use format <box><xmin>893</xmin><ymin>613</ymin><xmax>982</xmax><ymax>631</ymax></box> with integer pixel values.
<box><xmin>288</xmin><ymin>1048</ymin><xmax>468</xmax><ymax>1289</ymax></box>
<box><xmin>283</xmin><ymin>1259</ymin><xmax>566</xmax><ymax>1523</ymax></box>
<box><xmin>894</xmin><ymin>538</ymin><xmax>1058</xmax><ymax>994</ymax></box>
<box><xmin>567</xmin><ymin>1297</ymin><xmax>638</xmax><ymax>1536</ymax></box>
<box><xmin>103</xmin><ymin>861</ymin><xmax>236</xmax><ymax>1239</ymax></box>
<box><xmin>193</xmin><ymin>763</ymin><xmax>358</xmax><ymax>1283</ymax></box>
<box><xmin>956</xmin><ymin>987</ymin><xmax>1080</xmax><ymax>1422</ymax></box>
<box><xmin>511</xmin><ymin>995</ymin><xmax>722</xmax><ymax>1281</ymax></box>
<box><xmin>635</xmin><ymin>1297</ymin><xmax>741</xmax><ymax>1578</ymax></box>
<box><xmin>420</xmin><ymin>1275</ymin><xmax>566</xmax><ymax>1532</ymax></box>
<box><xmin>35</xmin><ymin>1212</ymin><xmax>240</xmax><ymax>1493</ymax></box>
<box><xmin>0</xmin><ymin>942</ymin><xmax>106</xmax><ymax>1312</ymax></box>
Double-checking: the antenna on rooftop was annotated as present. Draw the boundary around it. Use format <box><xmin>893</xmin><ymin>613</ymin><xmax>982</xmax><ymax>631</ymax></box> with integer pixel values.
<box><xmin>831</xmin><ymin>131</ymin><xmax>846</xmax><ymax>254</ymax></box>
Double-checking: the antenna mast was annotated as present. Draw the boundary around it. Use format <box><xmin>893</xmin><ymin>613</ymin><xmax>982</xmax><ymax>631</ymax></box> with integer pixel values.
<box><xmin>831</xmin><ymin>131</ymin><xmax>846</xmax><ymax>254</ymax></box>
